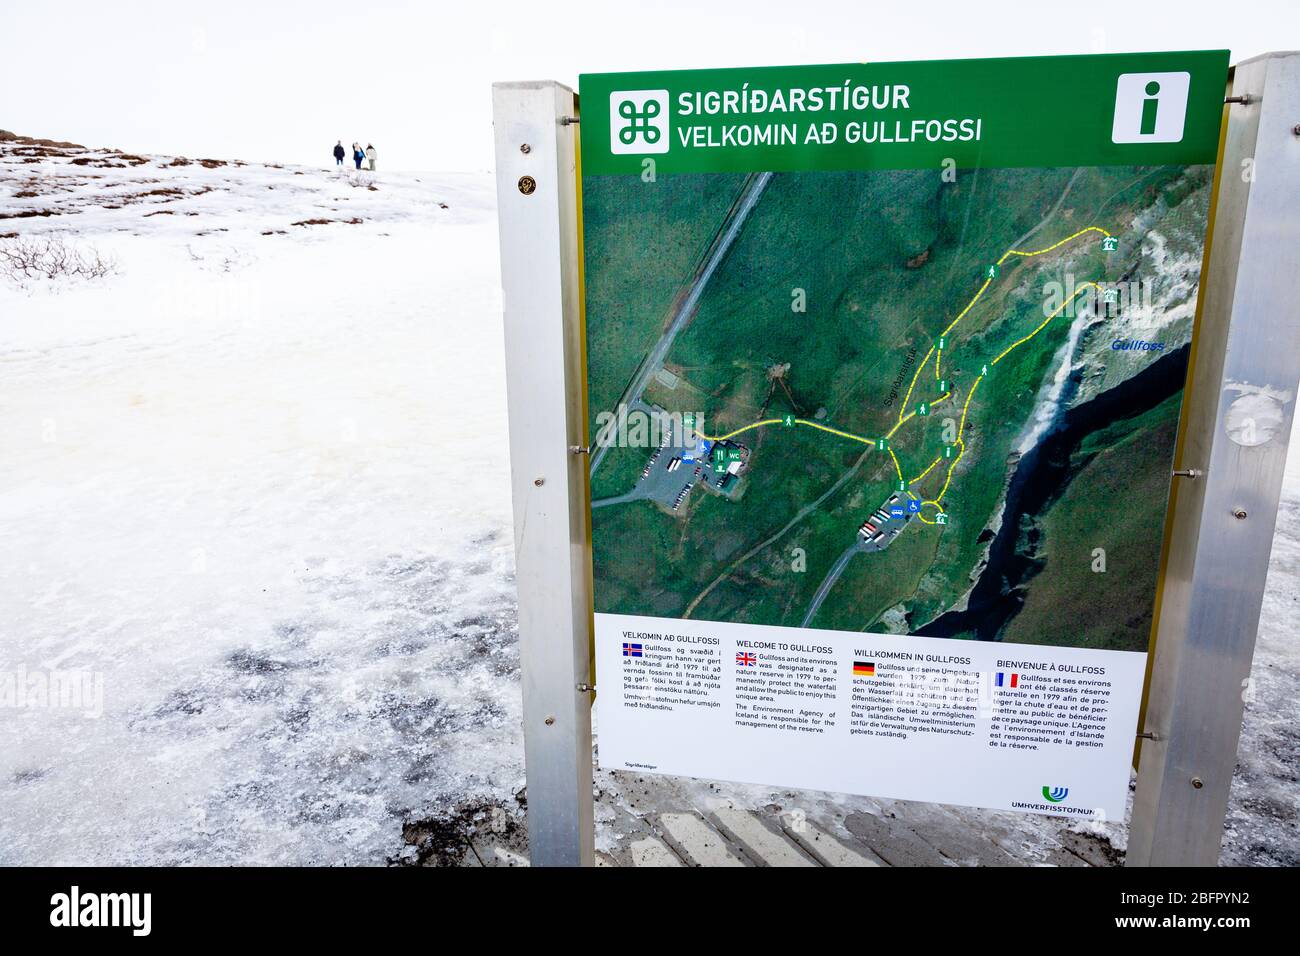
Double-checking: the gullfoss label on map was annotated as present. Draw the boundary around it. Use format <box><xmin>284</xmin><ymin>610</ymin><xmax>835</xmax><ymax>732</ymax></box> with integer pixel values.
<box><xmin>580</xmin><ymin>51</ymin><xmax>1228</xmax><ymax>819</ymax></box>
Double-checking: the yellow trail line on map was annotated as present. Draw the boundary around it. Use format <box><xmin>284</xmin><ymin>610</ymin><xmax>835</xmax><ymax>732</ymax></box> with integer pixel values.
<box><xmin>899</xmin><ymin>345</ymin><xmax>938</xmax><ymax>425</ymax></box>
<box><xmin>689</xmin><ymin>226</ymin><xmax>1111</xmax><ymax>525</ymax></box>
<box><xmin>911</xmin><ymin>456</ymin><xmax>943</xmax><ymax>485</ymax></box>
<box><xmin>795</xmin><ymin>420</ymin><xmax>878</xmax><ymax>445</ymax></box>
<box><xmin>924</xmin><ymin>225</ymin><xmax>1113</xmax><ymax>393</ymax></box>
<box><xmin>886</xmin><ymin>414</ymin><xmax>912</xmax><ymax>438</ymax></box>
<box><xmin>922</xmin><ymin>277</ymin><xmax>1102</xmax><ymax>509</ymax></box>
<box><xmin>698</xmin><ymin>418</ymin><xmax>784</xmax><ymax>442</ymax></box>
<box><xmin>887</xmin><ymin>447</ymin><xmax>904</xmax><ymax>483</ymax></box>
<box><xmin>699</xmin><ymin>418</ymin><xmax>877</xmax><ymax>446</ymax></box>
<box><xmin>991</xmin><ymin>281</ymin><xmax>1103</xmax><ymax>367</ymax></box>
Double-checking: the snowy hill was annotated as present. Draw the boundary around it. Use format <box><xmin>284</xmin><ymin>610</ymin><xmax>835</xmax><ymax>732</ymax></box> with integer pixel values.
<box><xmin>0</xmin><ymin>133</ymin><xmax>522</xmax><ymax>864</ymax></box>
<box><xmin>1</xmin><ymin>131</ymin><xmax>1295</xmax><ymax>866</ymax></box>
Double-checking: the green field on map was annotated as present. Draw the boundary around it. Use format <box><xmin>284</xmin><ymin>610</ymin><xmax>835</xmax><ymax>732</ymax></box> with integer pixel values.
<box><xmin>584</xmin><ymin>162</ymin><xmax>1212</xmax><ymax>651</ymax></box>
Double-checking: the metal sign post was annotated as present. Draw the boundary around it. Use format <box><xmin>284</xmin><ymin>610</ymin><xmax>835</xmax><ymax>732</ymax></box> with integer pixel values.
<box><xmin>492</xmin><ymin>54</ymin><xmax>1299</xmax><ymax>868</ymax></box>
<box><xmin>491</xmin><ymin>81</ymin><xmax>595</xmax><ymax>867</ymax></box>
<box><xmin>1128</xmin><ymin>51</ymin><xmax>1300</xmax><ymax>866</ymax></box>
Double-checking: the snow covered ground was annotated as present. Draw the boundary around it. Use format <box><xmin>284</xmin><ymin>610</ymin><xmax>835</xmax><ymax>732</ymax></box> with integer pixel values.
<box><xmin>0</xmin><ymin>133</ymin><xmax>1295</xmax><ymax>865</ymax></box>
<box><xmin>0</xmin><ymin>136</ymin><xmax>521</xmax><ymax>864</ymax></box>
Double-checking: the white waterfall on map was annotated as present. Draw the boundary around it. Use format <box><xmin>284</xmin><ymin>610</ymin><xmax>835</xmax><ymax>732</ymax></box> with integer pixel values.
<box><xmin>1015</xmin><ymin>304</ymin><xmax>1096</xmax><ymax>457</ymax></box>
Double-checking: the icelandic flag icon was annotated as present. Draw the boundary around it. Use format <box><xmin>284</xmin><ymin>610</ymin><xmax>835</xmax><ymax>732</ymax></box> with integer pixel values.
<box><xmin>623</xmin><ymin>642</ymin><xmax>643</xmax><ymax>657</ymax></box>
<box><xmin>995</xmin><ymin>671</ymin><xmax>1019</xmax><ymax>688</ymax></box>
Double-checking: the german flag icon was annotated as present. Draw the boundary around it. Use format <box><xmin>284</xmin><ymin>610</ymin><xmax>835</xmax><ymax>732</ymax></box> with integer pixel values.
<box><xmin>853</xmin><ymin>661</ymin><xmax>876</xmax><ymax>676</ymax></box>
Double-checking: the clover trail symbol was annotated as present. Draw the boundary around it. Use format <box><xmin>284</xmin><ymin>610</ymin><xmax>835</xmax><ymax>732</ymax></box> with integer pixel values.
<box><xmin>609</xmin><ymin>90</ymin><xmax>669</xmax><ymax>155</ymax></box>
<box><xmin>618</xmin><ymin>98</ymin><xmax>662</xmax><ymax>145</ymax></box>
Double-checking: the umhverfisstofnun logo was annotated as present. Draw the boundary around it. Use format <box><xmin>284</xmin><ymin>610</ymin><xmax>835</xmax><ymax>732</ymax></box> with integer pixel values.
<box><xmin>1112</xmin><ymin>72</ymin><xmax>1191</xmax><ymax>143</ymax></box>
<box><xmin>610</xmin><ymin>90</ymin><xmax>671</xmax><ymax>154</ymax></box>
<box><xmin>1011</xmin><ymin>785</ymin><xmax>1098</xmax><ymax>816</ymax></box>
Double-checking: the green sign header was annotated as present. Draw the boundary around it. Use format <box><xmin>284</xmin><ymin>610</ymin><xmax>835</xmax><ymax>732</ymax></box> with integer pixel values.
<box><xmin>579</xmin><ymin>51</ymin><xmax>1228</xmax><ymax>176</ymax></box>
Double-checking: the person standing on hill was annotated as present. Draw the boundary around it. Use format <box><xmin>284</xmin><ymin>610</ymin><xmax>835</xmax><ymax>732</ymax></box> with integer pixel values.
<box><xmin>352</xmin><ymin>142</ymin><xmax>364</xmax><ymax>170</ymax></box>
<box><xmin>365</xmin><ymin>143</ymin><xmax>376</xmax><ymax>171</ymax></box>
<box><xmin>333</xmin><ymin>140</ymin><xmax>345</xmax><ymax>166</ymax></box>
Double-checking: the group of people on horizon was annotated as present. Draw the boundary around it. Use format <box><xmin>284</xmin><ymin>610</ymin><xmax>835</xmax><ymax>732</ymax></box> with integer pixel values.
<box><xmin>334</xmin><ymin>140</ymin><xmax>376</xmax><ymax>171</ymax></box>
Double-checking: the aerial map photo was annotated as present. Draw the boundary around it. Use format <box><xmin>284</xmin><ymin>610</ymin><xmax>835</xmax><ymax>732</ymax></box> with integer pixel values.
<box><xmin>584</xmin><ymin>163</ymin><xmax>1212</xmax><ymax>651</ymax></box>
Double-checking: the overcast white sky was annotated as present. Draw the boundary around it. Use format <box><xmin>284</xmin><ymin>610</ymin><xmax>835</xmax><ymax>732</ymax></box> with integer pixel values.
<box><xmin>2</xmin><ymin>0</ymin><xmax>1295</xmax><ymax>171</ymax></box>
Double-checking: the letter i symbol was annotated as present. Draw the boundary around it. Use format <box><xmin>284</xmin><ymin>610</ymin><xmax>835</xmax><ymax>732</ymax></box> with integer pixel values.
<box><xmin>1141</xmin><ymin>81</ymin><xmax>1161</xmax><ymax>136</ymax></box>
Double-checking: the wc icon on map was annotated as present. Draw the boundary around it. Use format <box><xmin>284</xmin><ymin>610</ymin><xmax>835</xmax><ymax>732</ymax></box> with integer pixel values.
<box><xmin>1112</xmin><ymin>72</ymin><xmax>1191</xmax><ymax>144</ymax></box>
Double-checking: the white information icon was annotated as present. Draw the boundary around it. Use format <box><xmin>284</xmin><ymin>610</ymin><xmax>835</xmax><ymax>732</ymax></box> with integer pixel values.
<box><xmin>1112</xmin><ymin>71</ymin><xmax>1191</xmax><ymax>144</ymax></box>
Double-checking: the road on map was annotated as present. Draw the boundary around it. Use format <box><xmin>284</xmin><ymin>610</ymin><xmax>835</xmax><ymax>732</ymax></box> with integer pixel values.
<box><xmin>590</xmin><ymin>171</ymin><xmax>773</xmax><ymax>478</ymax></box>
<box><xmin>801</xmin><ymin>540</ymin><xmax>866</xmax><ymax>627</ymax></box>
